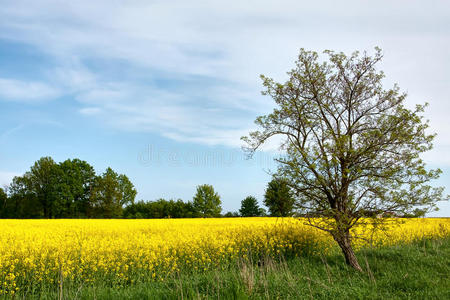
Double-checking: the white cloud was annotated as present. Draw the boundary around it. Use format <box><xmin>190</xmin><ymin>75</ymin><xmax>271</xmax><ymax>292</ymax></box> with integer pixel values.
<box><xmin>0</xmin><ymin>78</ymin><xmax>60</xmax><ymax>102</ymax></box>
<box><xmin>50</xmin><ymin>60</ymin><xmax>97</xmax><ymax>92</ymax></box>
<box><xmin>79</xmin><ymin>107</ymin><xmax>102</xmax><ymax>115</ymax></box>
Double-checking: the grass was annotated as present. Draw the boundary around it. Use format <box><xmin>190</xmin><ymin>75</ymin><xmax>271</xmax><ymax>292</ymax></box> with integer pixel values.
<box><xmin>7</xmin><ymin>237</ymin><xmax>449</xmax><ymax>300</ymax></box>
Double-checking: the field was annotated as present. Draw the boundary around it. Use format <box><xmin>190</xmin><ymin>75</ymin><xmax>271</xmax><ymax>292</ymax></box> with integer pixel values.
<box><xmin>1</xmin><ymin>218</ymin><xmax>449</xmax><ymax>299</ymax></box>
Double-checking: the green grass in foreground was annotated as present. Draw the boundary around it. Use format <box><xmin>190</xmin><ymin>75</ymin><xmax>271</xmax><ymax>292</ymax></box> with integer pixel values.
<box><xmin>7</xmin><ymin>238</ymin><xmax>450</xmax><ymax>300</ymax></box>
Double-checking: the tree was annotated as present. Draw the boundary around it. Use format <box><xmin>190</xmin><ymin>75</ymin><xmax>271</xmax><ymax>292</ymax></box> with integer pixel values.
<box><xmin>264</xmin><ymin>178</ymin><xmax>295</xmax><ymax>217</ymax></box>
<box><xmin>3</xmin><ymin>176</ymin><xmax>42</xmax><ymax>218</ymax></box>
<box><xmin>192</xmin><ymin>184</ymin><xmax>222</xmax><ymax>217</ymax></box>
<box><xmin>57</xmin><ymin>159</ymin><xmax>96</xmax><ymax>217</ymax></box>
<box><xmin>90</xmin><ymin>168</ymin><xmax>137</xmax><ymax>218</ymax></box>
<box><xmin>0</xmin><ymin>187</ymin><xmax>7</xmax><ymax>217</ymax></box>
<box><xmin>8</xmin><ymin>157</ymin><xmax>60</xmax><ymax>218</ymax></box>
<box><xmin>240</xmin><ymin>196</ymin><xmax>263</xmax><ymax>217</ymax></box>
<box><xmin>242</xmin><ymin>48</ymin><xmax>447</xmax><ymax>271</ymax></box>
<box><xmin>5</xmin><ymin>157</ymin><xmax>97</xmax><ymax>218</ymax></box>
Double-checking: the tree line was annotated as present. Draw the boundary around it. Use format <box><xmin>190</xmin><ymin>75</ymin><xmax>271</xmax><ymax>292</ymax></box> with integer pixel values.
<box><xmin>0</xmin><ymin>156</ymin><xmax>296</xmax><ymax>219</ymax></box>
<box><xmin>0</xmin><ymin>157</ymin><xmax>136</xmax><ymax>218</ymax></box>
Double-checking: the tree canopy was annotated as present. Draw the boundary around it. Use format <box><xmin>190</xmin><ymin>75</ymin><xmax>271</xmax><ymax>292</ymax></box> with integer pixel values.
<box><xmin>264</xmin><ymin>178</ymin><xmax>295</xmax><ymax>217</ymax></box>
<box><xmin>57</xmin><ymin>159</ymin><xmax>96</xmax><ymax>217</ymax></box>
<box><xmin>193</xmin><ymin>184</ymin><xmax>222</xmax><ymax>217</ymax></box>
<box><xmin>90</xmin><ymin>167</ymin><xmax>137</xmax><ymax>218</ymax></box>
<box><xmin>242</xmin><ymin>48</ymin><xmax>448</xmax><ymax>271</ymax></box>
<box><xmin>8</xmin><ymin>157</ymin><xmax>60</xmax><ymax>218</ymax></box>
<box><xmin>239</xmin><ymin>196</ymin><xmax>264</xmax><ymax>217</ymax></box>
<box><xmin>123</xmin><ymin>199</ymin><xmax>197</xmax><ymax>219</ymax></box>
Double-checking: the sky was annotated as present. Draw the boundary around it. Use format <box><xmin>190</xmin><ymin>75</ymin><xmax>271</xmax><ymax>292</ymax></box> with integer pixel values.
<box><xmin>0</xmin><ymin>0</ymin><xmax>449</xmax><ymax>216</ymax></box>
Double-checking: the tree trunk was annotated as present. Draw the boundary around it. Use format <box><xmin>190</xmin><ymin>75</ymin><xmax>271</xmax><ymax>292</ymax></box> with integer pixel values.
<box><xmin>333</xmin><ymin>231</ymin><xmax>363</xmax><ymax>272</ymax></box>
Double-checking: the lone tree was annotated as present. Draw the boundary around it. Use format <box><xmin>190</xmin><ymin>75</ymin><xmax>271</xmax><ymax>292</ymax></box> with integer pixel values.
<box><xmin>242</xmin><ymin>48</ymin><xmax>447</xmax><ymax>271</ymax></box>
<box><xmin>264</xmin><ymin>178</ymin><xmax>295</xmax><ymax>217</ymax></box>
<box><xmin>240</xmin><ymin>196</ymin><xmax>263</xmax><ymax>217</ymax></box>
<box><xmin>193</xmin><ymin>184</ymin><xmax>222</xmax><ymax>217</ymax></box>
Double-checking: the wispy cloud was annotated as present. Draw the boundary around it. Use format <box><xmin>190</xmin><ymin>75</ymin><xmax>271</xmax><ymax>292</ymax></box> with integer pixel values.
<box><xmin>0</xmin><ymin>78</ymin><xmax>60</xmax><ymax>102</ymax></box>
<box><xmin>79</xmin><ymin>107</ymin><xmax>102</xmax><ymax>116</ymax></box>
<box><xmin>75</xmin><ymin>82</ymin><xmax>260</xmax><ymax>147</ymax></box>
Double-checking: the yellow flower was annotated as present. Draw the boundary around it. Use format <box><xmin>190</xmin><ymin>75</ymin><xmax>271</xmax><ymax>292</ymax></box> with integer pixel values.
<box><xmin>0</xmin><ymin>217</ymin><xmax>448</xmax><ymax>291</ymax></box>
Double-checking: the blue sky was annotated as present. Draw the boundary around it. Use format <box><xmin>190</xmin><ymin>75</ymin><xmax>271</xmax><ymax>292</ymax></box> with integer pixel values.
<box><xmin>0</xmin><ymin>0</ymin><xmax>449</xmax><ymax>215</ymax></box>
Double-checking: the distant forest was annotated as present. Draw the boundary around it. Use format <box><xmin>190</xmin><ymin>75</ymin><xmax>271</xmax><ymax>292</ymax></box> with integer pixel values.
<box><xmin>0</xmin><ymin>157</ymin><xmax>296</xmax><ymax>219</ymax></box>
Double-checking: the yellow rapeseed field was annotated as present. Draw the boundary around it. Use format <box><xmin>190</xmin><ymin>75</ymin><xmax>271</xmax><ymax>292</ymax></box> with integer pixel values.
<box><xmin>0</xmin><ymin>218</ymin><xmax>449</xmax><ymax>295</ymax></box>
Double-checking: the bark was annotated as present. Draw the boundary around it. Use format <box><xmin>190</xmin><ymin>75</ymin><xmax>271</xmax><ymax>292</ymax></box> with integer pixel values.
<box><xmin>333</xmin><ymin>231</ymin><xmax>363</xmax><ymax>272</ymax></box>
